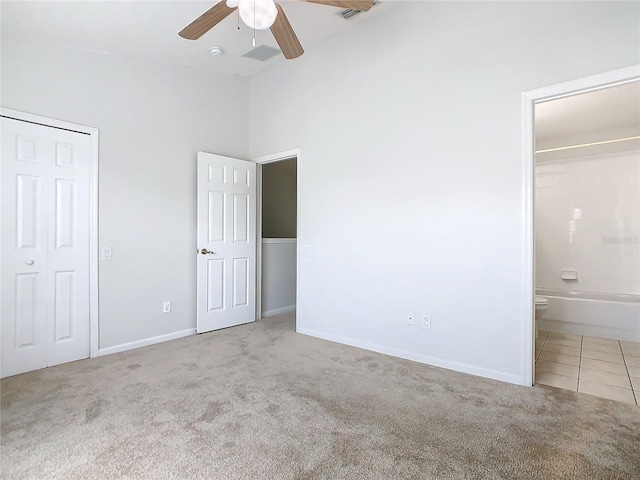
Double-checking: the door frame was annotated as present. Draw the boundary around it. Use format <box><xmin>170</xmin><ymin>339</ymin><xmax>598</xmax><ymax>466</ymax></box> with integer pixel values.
<box><xmin>252</xmin><ymin>149</ymin><xmax>301</xmax><ymax>331</ymax></box>
<box><xmin>1</xmin><ymin>107</ymin><xmax>100</xmax><ymax>358</ymax></box>
<box><xmin>520</xmin><ymin>65</ymin><xmax>640</xmax><ymax>386</ymax></box>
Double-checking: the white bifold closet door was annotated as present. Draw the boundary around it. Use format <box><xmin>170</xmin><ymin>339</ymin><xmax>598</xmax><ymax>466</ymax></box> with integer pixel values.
<box><xmin>1</xmin><ymin>116</ymin><xmax>91</xmax><ymax>378</ymax></box>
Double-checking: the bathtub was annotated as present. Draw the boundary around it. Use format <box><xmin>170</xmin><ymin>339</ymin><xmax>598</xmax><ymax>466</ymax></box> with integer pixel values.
<box><xmin>536</xmin><ymin>288</ymin><xmax>640</xmax><ymax>342</ymax></box>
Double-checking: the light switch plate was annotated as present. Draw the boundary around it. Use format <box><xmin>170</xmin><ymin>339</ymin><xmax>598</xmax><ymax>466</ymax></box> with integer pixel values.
<box><xmin>101</xmin><ymin>247</ymin><xmax>112</xmax><ymax>261</ymax></box>
<box><xmin>300</xmin><ymin>245</ymin><xmax>313</xmax><ymax>256</ymax></box>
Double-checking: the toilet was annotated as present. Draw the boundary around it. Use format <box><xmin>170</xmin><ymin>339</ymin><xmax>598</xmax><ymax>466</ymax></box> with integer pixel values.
<box><xmin>535</xmin><ymin>296</ymin><xmax>549</xmax><ymax>319</ymax></box>
<box><xmin>535</xmin><ymin>296</ymin><xmax>549</xmax><ymax>338</ymax></box>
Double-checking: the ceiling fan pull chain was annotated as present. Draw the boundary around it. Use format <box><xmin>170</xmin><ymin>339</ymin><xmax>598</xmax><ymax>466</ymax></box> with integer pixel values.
<box><xmin>237</xmin><ymin>9</ymin><xmax>240</xmax><ymax>30</ymax></box>
<box><xmin>253</xmin><ymin>0</ymin><xmax>256</xmax><ymax>46</ymax></box>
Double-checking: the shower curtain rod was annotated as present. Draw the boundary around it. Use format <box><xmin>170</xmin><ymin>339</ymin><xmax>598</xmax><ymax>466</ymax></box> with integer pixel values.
<box><xmin>535</xmin><ymin>135</ymin><xmax>640</xmax><ymax>154</ymax></box>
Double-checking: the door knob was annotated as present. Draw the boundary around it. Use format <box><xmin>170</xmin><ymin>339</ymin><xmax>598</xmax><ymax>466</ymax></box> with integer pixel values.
<box><xmin>25</xmin><ymin>259</ymin><xmax>35</xmax><ymax>265</ymax></box>
<box><xmin>200</xmin><ymin>248</ymin><xmax>216</xmax><ymax>255</ymax></box>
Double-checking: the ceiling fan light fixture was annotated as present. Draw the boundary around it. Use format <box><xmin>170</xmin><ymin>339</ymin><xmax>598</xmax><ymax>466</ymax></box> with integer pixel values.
<box><xmin>226</xmin><ymin>0</ymin><xmax>239</xmax><ymax>7</ymax></box>
<box><xmin>238</xmin><ymin>0</ymin><xmax>278</xmax><ymax>30</ymax></box>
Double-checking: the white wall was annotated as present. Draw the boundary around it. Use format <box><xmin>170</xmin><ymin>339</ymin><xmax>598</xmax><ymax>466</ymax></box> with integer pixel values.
<box><xmin>536</xmin><ymin>150</ymin><xmax>640</xmax><ymax>295</ymax></box>
<box><xmin>261</xmin><ymin>239</ymin><xmax>297</xmax><ymax>317</ymax></box>
<box><xmin>249</xmin><ymin>1</ymin><xmax>640</xmax><ymax>384</ymax></box>
<box><xmin>1</xmin><ymin>38</ymin><xmax>249</xmax><ymax>350</ymax></box>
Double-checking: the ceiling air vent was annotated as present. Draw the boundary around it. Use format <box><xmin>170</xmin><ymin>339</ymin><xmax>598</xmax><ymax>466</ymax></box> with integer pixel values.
<box><xmin>242</xmin><ymin>45</ymin><xmax>282</xmax><ymax>62</ymax></box>
<box><xmin>336</xmin><ymin>0</ymin><xmax>379</xmax><ymax>20</ymax></box>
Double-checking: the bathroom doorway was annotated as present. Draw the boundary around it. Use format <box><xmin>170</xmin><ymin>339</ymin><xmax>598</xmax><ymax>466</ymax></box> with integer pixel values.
<box><xmin>523</xmin><ymin>67</ymin><xmax>640</xmax><ymax>404</ymax></box>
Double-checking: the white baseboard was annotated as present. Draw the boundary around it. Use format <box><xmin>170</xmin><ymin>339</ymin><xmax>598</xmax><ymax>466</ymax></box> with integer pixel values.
<box><xmin>297</xmin><ymin>327</ymin><xmax>524</xmax><ymax>386</ymax></box>
<box><xmin>262</xmin><ymin>305</ymin><xmax>296</xmax><ymax>318</ymax></box>
<box><xmin>98</xmin><ymin>328</ymin><xmax>196</xmax><ymax>356</ymax></box>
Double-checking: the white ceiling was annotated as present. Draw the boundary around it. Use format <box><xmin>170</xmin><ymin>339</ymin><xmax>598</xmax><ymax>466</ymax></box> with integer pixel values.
<box><xmin>5</xmin><ymin>1</ymin><xmax>637</xmax><ymax>139</ymax></box>
<box><xmin>0</xmin><ymin>0</ymin><xmax>394</xmax><ymax>77</ymax></box>
<box><xmin>535</xmin><ymin>81</ymin><xmax>640</xmax><ymax>147</ymax></box>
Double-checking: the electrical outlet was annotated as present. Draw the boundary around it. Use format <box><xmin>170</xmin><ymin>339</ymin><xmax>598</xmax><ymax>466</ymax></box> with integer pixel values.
<box><xmin>421</xmin><ymin>314</ymin><xmax>431</xmax><ymax>329</ymax></box>
<box><xmin>163</xmin><ymin>301</ymin><xmax>171</xmax><ymax>313</ymax></box>
<box><xmin>407</xmin><ymin>312</ymin><xmax>415</xmax><ymax>325</ymax></box>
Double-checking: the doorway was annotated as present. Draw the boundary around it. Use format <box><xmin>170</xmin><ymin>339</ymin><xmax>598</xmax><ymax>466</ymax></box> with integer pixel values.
<box><xmin>1</xmin><ymin>109</ymin><xmax>99</xmax><ymax>378</ymax></box>
<box><xmin>254</xmin><ymin>150</ymin><xmax>300</xmax><ymax>326</ymax></box>
<box><xmin>522</xmin><ymin>65</ymin><xmax>640</xmax><ymax>392</ymax></box>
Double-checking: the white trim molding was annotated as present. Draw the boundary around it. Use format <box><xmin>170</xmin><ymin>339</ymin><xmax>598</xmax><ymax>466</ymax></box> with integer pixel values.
<box><xmin>98</xmin><ymin>329</ymin><xmax>196</xmax><ymax>357</ymax></box>
<box><xmin>299</xmin><ymin>327</ymin><xmax>522</xmax><ymax>386</ymax></box>
<box><xmin>262</xmin><ymin>238</ymin><xmax>296</xmax><ymax>244</ymax></box>
<box><xmin>520</xmin><ymin>65</ymin><xmax>640</xmax><ymax>387</ymax></box>
<box><xmin>262</xmin><ymin>305</ymin><xmax>296</xmax><ymax>318</ymax></box>
<box><xmin>253</xmin><ymin>149</ymin><xmax>299</xmax><ymax>165</ymax></box>
<box><xmin>0</xmin><ymin>107</ymin><xmax>101</xmax><ymax>359</ymax></box>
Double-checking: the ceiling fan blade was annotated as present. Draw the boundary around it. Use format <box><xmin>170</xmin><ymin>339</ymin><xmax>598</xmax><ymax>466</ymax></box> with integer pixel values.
<box><xmin>270</xmin><ymin>5</ymin><xmax>304</xmax><ymax>60</ymax></box>
<box><xmin>179</xmin><ymin>2</ymin><xmax>236</xmax><ymax>40</ymax></box>
<box><xmin>299</xmin><ymin>0</ymin><xmax>374</xmax><ymax>12</ymax></box>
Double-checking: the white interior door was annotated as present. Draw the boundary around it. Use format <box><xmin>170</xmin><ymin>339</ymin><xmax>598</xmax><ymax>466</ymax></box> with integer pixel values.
<box><xmin>1</xmin><ymin>117</ymin><xmax>91</xmax><ymax>378</ymax></box>
<box><xmin>197</xmin><ymin>152</ymin><xmax>256</xmax><ymax>333</ymax></box>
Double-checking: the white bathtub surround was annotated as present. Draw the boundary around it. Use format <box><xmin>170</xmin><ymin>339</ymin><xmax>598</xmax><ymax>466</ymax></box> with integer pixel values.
<box><xmin>535</xmin><ymin>149</ymin><xmax>640</xmax><ymax>296</ymax></box>
<box><xmin>261</xmin><ymin>239</ymin><xmax>296</xmax><ymax>317</ymax></box>
<box><xmin>536</xmin><ymin>289</ymin><xmax>640</xmax><ymax>342</ymax></box>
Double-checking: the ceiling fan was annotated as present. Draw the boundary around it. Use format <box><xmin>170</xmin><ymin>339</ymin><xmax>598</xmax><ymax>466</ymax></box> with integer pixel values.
<box><xmin>178</xmin><ymin>0</ymin><xmax>374</xmax><ymax>59</ymax></box>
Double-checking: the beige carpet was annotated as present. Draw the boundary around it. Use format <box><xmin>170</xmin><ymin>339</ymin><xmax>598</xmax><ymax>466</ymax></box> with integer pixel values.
<box><xmin>2</xmin><ymin>312</ymin><xmax>639</xmax><ymax>479</ymax></box>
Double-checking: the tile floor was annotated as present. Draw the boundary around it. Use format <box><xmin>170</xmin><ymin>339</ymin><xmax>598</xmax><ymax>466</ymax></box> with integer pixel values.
<box><xmin>535</xmin><ymin>330</ymin><xmax>640</xmax><ymax>406</ymax></box>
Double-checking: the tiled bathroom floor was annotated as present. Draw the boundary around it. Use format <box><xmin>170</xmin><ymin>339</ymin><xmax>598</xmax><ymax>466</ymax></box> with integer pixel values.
<box><xmin>535</xmin><ymin>330</ymin><xmax>640</xmax><ymax>406</ymax></box>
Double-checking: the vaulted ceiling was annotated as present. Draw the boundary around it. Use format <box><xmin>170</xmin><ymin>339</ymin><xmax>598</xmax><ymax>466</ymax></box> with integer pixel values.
<box><xmin>1</xmin><ymin>0</ymin><xmax>393</xmax><ymax>77</ymax></box>
<box><xmin>4</xmin><ymin>1</ymin><xmax>638</xmax><ymax>147</ymax></box>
